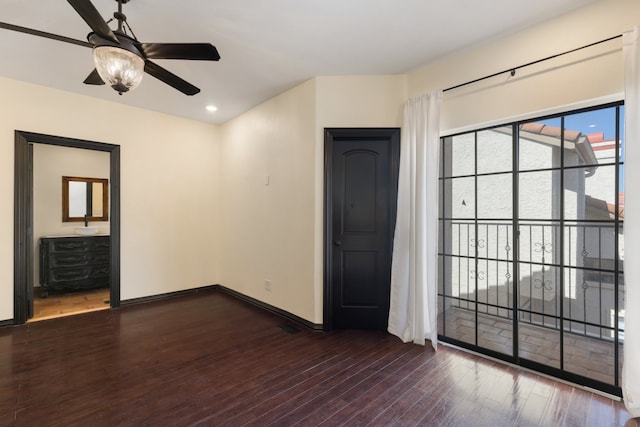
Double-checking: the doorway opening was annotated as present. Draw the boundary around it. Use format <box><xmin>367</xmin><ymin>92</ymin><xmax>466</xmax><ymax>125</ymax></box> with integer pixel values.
<box><xmin>14</xmin><ymin>131</ymin><xmax>121</xmax><ymax>325</ymax></box>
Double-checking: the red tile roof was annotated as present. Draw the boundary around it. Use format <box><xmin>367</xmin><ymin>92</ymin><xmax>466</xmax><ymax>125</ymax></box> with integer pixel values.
<box><xmin>519</xmin><ymin>123</ymin><xmax>581</xmax><ymax>142</ymax></box>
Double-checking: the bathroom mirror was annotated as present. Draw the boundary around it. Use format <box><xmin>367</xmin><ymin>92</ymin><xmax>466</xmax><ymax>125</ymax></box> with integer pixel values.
<box><xmin>62</xmin><ymin>176</ymin><xmax>109</xmax><ymax>222</ymax></box>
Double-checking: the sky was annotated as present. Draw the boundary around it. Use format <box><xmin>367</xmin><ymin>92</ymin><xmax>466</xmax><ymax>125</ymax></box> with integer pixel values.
<box><xmin>539</xmin><ymin>105</ymin><xmax>624</xmax><ymax>144</ymax></box>
<box><xmin>538</xmin><ymin>105</ymin><xmax>625</xmax><ymax>192</ymax></box>
<box><xmin>538</xmin><ymin>106</ymin><xmax>624</xmax><ymax>165</ymax></box>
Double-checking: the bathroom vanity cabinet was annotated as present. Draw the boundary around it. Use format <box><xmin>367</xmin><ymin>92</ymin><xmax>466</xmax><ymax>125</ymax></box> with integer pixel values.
<box><xmin>39</xmin><ymin>235</ymin><xmax>110</xmax><ymax>297</ymax></box>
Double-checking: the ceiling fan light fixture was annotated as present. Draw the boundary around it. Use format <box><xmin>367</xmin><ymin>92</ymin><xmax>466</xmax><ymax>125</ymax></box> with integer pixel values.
<box><xmin>93</xmin><ymin>45</ymin><xmax>144</xmax><ymax>94</ymax></box>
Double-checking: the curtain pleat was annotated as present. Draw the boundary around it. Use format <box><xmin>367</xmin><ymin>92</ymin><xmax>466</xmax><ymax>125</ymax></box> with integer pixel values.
<box><xmin>388</xmin><ymin>91</ymin><xmax>442</xmax><ymax>350</ymax></box>
<box><xmin>623</xmin><ymin>25</ymin><xmax>640</xmax><ymax>418</ymax></box>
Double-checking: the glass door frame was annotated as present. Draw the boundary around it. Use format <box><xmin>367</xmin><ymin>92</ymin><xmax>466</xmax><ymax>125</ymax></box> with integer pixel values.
<box><xmin>437</xmin><ymin>101</ymin><xmax>624</xmax><ymax>397</ymax></box>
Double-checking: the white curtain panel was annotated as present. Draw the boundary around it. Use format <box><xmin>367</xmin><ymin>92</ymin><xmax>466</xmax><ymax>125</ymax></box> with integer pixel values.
<box><xmin>388</xmin><ymin>91</ymin><xmax>442</xmax><ymax>350</ymax></box>
<box><xmin>623</xmin><ymin>25</ymin><xmax>640</xmax><ymax>419</ymax></box>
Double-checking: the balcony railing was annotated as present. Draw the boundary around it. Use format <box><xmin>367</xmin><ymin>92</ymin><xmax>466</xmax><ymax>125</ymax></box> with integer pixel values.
<box><xmin>441</xmin><ymin>220</ymin><xmax>624</xmax><ymax>341</ymax></box>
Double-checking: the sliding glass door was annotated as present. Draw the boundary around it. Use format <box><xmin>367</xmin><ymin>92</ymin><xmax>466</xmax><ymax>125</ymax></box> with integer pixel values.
<box><xmin>438</xmin><ymin>102</ymin><xmax>625</xmax><ymax>396</ymax></box>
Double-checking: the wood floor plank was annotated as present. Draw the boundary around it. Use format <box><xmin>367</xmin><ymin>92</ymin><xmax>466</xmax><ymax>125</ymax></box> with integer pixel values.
<box><xmin>217</xmin><ymin>343</ymin><xmax>409</xmax><ymax>425</ymax></box>
<box><xmin>279</xmin><ymin>348</ymin><xmax>428</xmax><ymax>425</ymax></box>
<box><xmin>347</xmin><ymin>351</ymin><xmax>463</xmax><ymax>426</ymax></box>
<box><xmin>251</xmin><ymin>344</ymin><xmax>422</xmax><ymax>425</ymax></box>
<box><xmin>1</xmin><ymin>289</ymin><xmax>636</xmax><ymax>426</ymax></box>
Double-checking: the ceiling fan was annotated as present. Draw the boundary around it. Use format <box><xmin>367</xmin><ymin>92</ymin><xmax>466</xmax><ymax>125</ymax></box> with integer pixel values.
<box><xmin>0</xmin><ymin>0</ymin><xmax>220</xmax><ymax>95</ymax></box>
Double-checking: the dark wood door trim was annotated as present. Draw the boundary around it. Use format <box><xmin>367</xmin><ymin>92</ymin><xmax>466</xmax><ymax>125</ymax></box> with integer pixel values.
<box><xmin>13</xmin><ymin>131</ymin><xmax>121</xmax><ymax>324</ymax></box>
<box><xmin>323</xmin><ymin>128</ymin><xmax>400</xmax><ymax>331</ymax></box>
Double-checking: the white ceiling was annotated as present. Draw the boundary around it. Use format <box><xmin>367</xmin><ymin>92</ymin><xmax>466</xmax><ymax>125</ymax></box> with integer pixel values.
<box><xmin>0</xmin><ymin>0</ymin><xmax>598</xmax><ymax>124</ymax></box>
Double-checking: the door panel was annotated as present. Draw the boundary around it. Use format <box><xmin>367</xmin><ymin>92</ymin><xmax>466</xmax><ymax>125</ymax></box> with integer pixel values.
<box><xmin>325</xmin><ymin>129</ymin><xmax>400</xmax><ymax>330</ymax></box>
<box><xmin>342</xmin><ymin>251</ymin><xmax>378</xmax><ymax>307</ymax></box>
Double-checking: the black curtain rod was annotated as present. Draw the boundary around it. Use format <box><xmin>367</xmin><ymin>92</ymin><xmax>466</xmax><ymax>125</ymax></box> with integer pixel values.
<box><xmin>443</xmin><ymin>34</ymin><xmax>623</xmax><ymax>93</ymax></box>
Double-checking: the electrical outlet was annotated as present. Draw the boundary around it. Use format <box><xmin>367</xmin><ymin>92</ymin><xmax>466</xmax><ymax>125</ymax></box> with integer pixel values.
<box><xmin>264</xmin><ymin>279</ymin><xmax>271</xmax><ymax>292</ymax></box>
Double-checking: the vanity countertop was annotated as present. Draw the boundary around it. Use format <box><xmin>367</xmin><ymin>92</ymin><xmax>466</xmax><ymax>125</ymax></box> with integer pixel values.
<box><xmin>43</xmin><ymin>234</ymin><xmax>110</xmax><ymax>238</ymax></box>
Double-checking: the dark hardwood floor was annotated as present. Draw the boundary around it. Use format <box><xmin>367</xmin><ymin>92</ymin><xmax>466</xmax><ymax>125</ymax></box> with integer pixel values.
<box><xmin>1</xmin><ymin>289</ymin><xmax>637</xmax><ymax>426</ymax></box>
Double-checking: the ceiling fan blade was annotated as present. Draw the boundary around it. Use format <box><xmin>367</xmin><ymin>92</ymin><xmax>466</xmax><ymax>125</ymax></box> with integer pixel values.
<box><xmin>83</xmin><ymin>69</ymin><xmax>105</xmax><ymax>85</ymax></box>
<box><xmin>0</xmin><ymin>22</ymin><xmax>91</xmax><ymax>48</ymax></box>
<box><xmin>144</xmin><ymin>60</ymin><xmax>200</xmax><ymax>96</ymax></box>
<box><xmin>139</xmin><ymin>43</ymin><xmax>220</xmax><ymax>61</ymax></box>
<box><xmin>67</xmin><ymin>0</ymin><xmax>118</xmax><ymax>43</ymax></box>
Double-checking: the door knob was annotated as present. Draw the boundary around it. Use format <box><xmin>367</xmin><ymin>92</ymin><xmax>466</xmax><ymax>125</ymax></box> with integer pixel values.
<box><xmin>334</xmin><ymin>240</ymin><xmax>342</xmax><ymax>246</ymax></box>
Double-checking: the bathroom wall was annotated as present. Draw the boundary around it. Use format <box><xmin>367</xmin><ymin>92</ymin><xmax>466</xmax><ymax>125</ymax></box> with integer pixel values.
<box><xmin>32</xmin><ymin>144</ymin><xmax>111</xmax><ymax>287</ymax></box>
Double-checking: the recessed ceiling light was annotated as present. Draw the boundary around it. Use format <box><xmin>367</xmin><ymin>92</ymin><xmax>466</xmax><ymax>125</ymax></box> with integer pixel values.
<box><xmin>206</xmin><ymin>105</ymin><xmax>218</xmax><ymax>112</ymax></box>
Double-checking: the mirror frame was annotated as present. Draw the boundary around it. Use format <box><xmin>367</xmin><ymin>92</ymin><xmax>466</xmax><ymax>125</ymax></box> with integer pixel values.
<box><xmin>62</xmin><ymin>176</ymin><xmax>109</xmax><ymax>222</ymax></box>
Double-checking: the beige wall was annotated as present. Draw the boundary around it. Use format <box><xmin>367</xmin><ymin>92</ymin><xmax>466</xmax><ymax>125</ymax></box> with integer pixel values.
<box><xmin>1</xmin><ymin>0</ymin><xmax>634</xmax><ymax>325</ymax></box>
<box><xmin>0</xmin><ymin>76</ymin><xmax>220</xmax><ymax>320</ymax></box>
<box><xmin>218</xmin><ymin>79</ymin><xmax>317</xmax><ymax>321</ymax></box>
<box><xmin>218</xmin><ymin>75</ymin><xmax>405</xmax><ymax>324</ymax></box>
<box><xmin>33</xmin><ymin>144</ymin><xmax>110</xmax><ymax>285</ymax></box>
<box><xmin>408</xmin><ymin>0</ymin><xmax>638</xmax><ymax>134</ymax></box>
<box><xmin>215</xmin><ymin>0</ymin><xmax>637</xmax><ymax>325</ymax></box>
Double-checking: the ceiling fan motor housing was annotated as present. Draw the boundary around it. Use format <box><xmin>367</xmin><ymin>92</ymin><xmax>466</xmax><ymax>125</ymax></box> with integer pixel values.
<box><xmin>88</xmin><ymin>31</ymin><xmax>142</xmax><ymax>58</ymax></box>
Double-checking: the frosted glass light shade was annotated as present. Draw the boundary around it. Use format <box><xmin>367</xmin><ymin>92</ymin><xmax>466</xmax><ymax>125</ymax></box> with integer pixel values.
<box><xmin>93</xmin><ymin>46</ymin><xmax>144</xmax><ymax>94</ymax></box>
